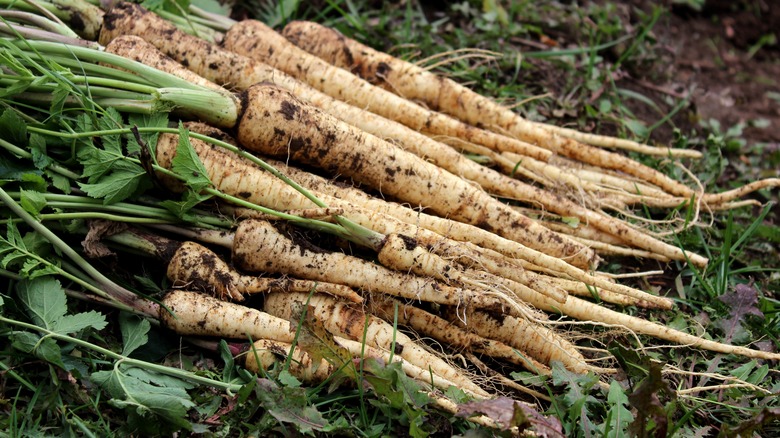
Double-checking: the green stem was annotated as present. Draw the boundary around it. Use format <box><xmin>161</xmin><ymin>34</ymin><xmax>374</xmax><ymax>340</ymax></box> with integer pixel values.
<box><xmin>0</xmin><ymin>186</ymin><xmax>141</xmax><ymax>310</ymax></box>
<box><xmin>40</xmin><ymin>55</ymin><xmax>158</xmax><ymax>87</ymax></box>
<box><xmin>155</xmin><ymin>88</ymin><xmax>238</xmax><ymax>128</ymax></box>
<box><xmin>0</xmin><ymin>137</ymin><xmax>81</xmax><ymax>180</ymax></box>
<box><xmin>188</xmin><ymin>5</ymin><xmax>235</xmax><ymax>32</ymax></box>
<box><xmin>0</xmin><ymin>212</ymin><xmax>179</xmax><ymax>224</ymax></box>
<box><xmin>0</xmin><ymin>10</ymin><xmax>79</xmax><ymax>38</ymax></box>
<box><xmin>4</xmin><ymin>193</ymin><xmax>233</xmax><ymax>228</ymax></box>
<box><xmin>12</xmin><ymin>40</ymin><xmax>219</xmax><ymax>91</ymax></box>
<box><xmin>0</xmin><ymin>360</ymin><xmax>37</xmax><ymax>392</ymax></box>
<box><xmin>0</xmin><ymin>315</ymin><xmax>243</xmax><ymax>393</ymax></box>
<box><xmin>0</xmin><ymin>77</ymin><xmax>156</xmax><ymax>99</ymax></box>
<box><xmin>13</xmin><ymin>92</ymin><xmax>159</xmax><ymax>114</ymax></box>
<box><xmin>26</xmin><ymin>126</ymin><xmax>384</xmax><ymax>249</ymax></box>
<box><xmin>156</xmin><ymin>9</ymin><xmax>223</xmax><ymax>43</ymax></box>
<box><xmin>0</xmin><ymin>234</ymin><xmax>130</xmax><ymax>309</ymax></box>
<box><xmin>0</xmin><ymin>21</ymin><xmax>95</xmax><ymax>47</ymax></box>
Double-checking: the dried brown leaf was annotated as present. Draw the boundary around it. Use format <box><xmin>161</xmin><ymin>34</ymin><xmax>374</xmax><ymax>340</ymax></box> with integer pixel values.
<box><xmin>718</xmin><ymin>283</ymin><xmax>765</xmax><ymax>343</ymax></box>
<box><xmin>456</xmin><ymin>397</ymin><xmax>563</xmax><ymax>435</ymax></box>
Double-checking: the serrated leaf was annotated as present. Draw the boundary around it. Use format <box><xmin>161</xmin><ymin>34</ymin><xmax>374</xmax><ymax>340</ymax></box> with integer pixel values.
<box><xmin>46</xmin><ymin>170</ymin><xmax>72</xmax><ymax>194</ymax></box>
<box><xmin>128</xmin><ymin>112</ymin><xmax>168</xmax><ymax>156</ymax></box>
<box><xmin>0</xmin><ymin>109</ymin><xmax>28</xmax><ymax>145</ymax></box>
<box><xmin>0</xmin><ymin>156</ymin><xmax>46</xmax><ymax>185</ymax></box>
<box><xmin>718</xmin><ymin>284</ymin><xmax>765</xmax><ymax>344</ymax></box>
<box><xmin>20</xmin><ymin>189</ymin><xmax>47</xmax><ymax>216</ymax></box>
<box><xmin>78</xmin><ymin>146</ymin><xmax>134</xmax><ymax>182</ymax></box>
<box><xmin>278</xmin><ymin>369</ymin><xmax>303</xmax><ymax>388</ymax></box>
<box><xmin>120</xmin><ymin>313</ymin><xmax>150</xmax><ymax>356</ymax></box>
<box><xmin>29</xmin><ymin>134</ymin><xmax>53</xmax><ymax>170</ymax></box>
<box><xmin>10</xmin><ymin>331</ymin><xmax>65</xmax><ymax>368</ymax></box>
<box><xmin>92</xmin><ymin>366</ymin><xmax>195</xmax><ymax>430</ymax></box>
<box><xmin>256</xmin><ymin>378</ymin><xmax>329</xmax><ymax>434</ymax></box>
<box><xmin>20</xmin><ymin>172</ymin><xmax>48</xmax><ymax>191</ymax></box>
<box><xmin>604</xmin><ymin>381</ymin><xmax>633</xmax><ymax>438</ymax></box>
<box><xmin>56</xmin><ymin>310</ymin><xmax>107</xmax><ymax>334</ymax></box>
<box><xmin>551</xmin><ymin>362</ymin><xmax>600</xmax><ymax>435</ymax></box>
<box><xmin>97</xmin><ymin>107</ymin><xmax>124</xmax><ymax>155</ymax></box>
<box><xmin>159</xmin><ymin>190</ymin><xmax>212</xmax><ymax>219</ymax></box>
<box><xmin>78</xmin><ymin>169</ymin><xmax>149</xmax><ymax>204</ymax></box>
<box><xmin>171</xmin><ymin>124</ymin><xmax>211</xmax><ymax>192</ymax></box>
<box><xmin>16</xmin><ymin>277</ymin><xmax>67</xmax><ymax>331</ymax></box>
<box><xmin>21</xmin><ymin>258</ymin><xmax>61</xmax><ymax>279</ymax></box>
<box><xmin>363</xmin><ymin>358</ymin><xmax>428</xmax><ymax>409</ymax></box>
<box><xmin>16</xmin><ymin>277</ymin><xmax>106</xmax><ymax>334</ymax></box>
<box><xmin>10</xmin><ymin>331</ymin><xmax>40</xmax><ymax>353</ymax></box>
<box><xmin>50</xmin><ymin>85</ymin><xmax>71</xmax><ymax>116</ymax></box>
<box><xmin>73</xmin><ymin>113</ymin><xmax>94</xmax><ymax>151</ymax></box>
<box><xmin>33</xmin><ymin>336</ymin><xmax>66</xmax><ymax>368</ymax></box>
<box><xmin>22</xmin><ymin>231</ymin><xmax>53</xmax><ymax>258</ymax></box>
<box><xmin>125</xmin><ymin>368</ymin><xmax>195</xmax><ymax>390</ymax></box>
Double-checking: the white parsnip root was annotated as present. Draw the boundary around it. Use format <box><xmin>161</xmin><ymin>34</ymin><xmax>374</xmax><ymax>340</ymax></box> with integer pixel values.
<box><xmin>263</xmin><ymin>292</ymin><xmax>490</xmax><ymax>398</ymax></box>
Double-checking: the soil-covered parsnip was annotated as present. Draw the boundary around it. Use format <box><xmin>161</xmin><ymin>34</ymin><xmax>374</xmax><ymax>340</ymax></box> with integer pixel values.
<box><xmin>234</xmin><ymin>83</ymin><xmax>706</xmax><ymax>267</ymax></box>
<box><xmin>243</xmin><ymin>338</ymin><xmax>480</xmax><ymax>397</ymax></box>
<box><xmin>279</xmin><ymin>20</ymin><xmax>702</xmax><ymax>193</ymax></box>
<box><xmin>167</xmin><ymin>241</ymin><xmax>362</xmax><ymax>303</ymax></box>
<box><xmin>369</xmin><ymin>296</ymin><xmax>551</xmax><ymax>374</ymax></box>
<box><xmin>219</xmin><ymin>20</ymin><xmax>551</xmax><ymax>159</ymax></box>
<box><xmin>263</xmin><ymin>292</ymin><xmax>490</xmax><ymax>398</ymax></box>
<box><xmin>159</xmin><ymin>290</ymin><xmax>294</xmax><ymax>341</ymax></box>
<box><xmin>231</xmin><ymin>219</ymin><xmax>509</xmax><ymax>311</ymax></box>
<box><xmin>157</xmin><ymin>123</ymin><xmax>672</xmax><ymax>307</ymax></box>
<box><xmin>99</xmin><ymin>3</ymin><xmax>712</xmax><ymax>268</ymax></box>
<box><xmin>443</xmin><ymin>306</ymin><xmax>614</xmax><ymax>375</ymax></box>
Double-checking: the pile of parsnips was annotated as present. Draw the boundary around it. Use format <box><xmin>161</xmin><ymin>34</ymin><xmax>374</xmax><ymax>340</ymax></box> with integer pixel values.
<box><xmin>2</xmin><ymin>0</ymin><xmax>779</xmax><ymax>422</ymax></box>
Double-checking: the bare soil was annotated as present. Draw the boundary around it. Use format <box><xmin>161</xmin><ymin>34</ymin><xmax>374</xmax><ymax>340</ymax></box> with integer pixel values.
<box><xmin>665</xmin><ymin>1</ymin><xmax>780</xmax><ymax>144</ymax></box>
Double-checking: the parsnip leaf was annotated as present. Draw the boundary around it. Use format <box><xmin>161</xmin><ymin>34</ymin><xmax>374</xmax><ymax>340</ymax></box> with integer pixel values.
<box><xmin>50</xmin><ymin>84</ymin><xmax>70</xmax><ymax>116</ymax></box>
<box><xmin>603</xmin><ymin>381</ymin><xmax>633</xmax><ymax>438</ymax></box>
<box><xmin>0</xmin><ymin>109</ymin><xmax>27</xmax><ymax>144</ymax></box>
<box><xmin>75</xmin><ymin>110</ymin><xmax>151</xmax><ymax>204</ymax></box>
<box><xmin>46</xmin><ymin>170</ymin><xmax>72</xmax><ymax>194</ymax></box>
<box><xmin>29</xmin><ymin>134</ymin><xmax>53</xmax><ymax>170</ymax></box>
<box><xmin>79</xmin><ymin>168</ymin><xmax>149</xmax><ymax>204</ymax></box>
<box><xmin>20</xmin><ymin>189</ymin><xmax>47</xmax><ymax>217</ymax></box>
<box><xmin>128</xmin><ymin>112</ymin><xmax>168</xmax><ymax>156</ymax></box>
<box><xmin>120</xmin><ymin>312</ymin><xmax>150</xmax><ymax>356</ymax></box>
<box><xmin>255</xmin><ymin>378</ymin><xmax>332</xmax><ymax>435</ymax></box>
<box><xmin>16</xmin><ymin>277</ymin><xmax>107</xmax><ymax>334</ymax></box>
<box><xmin>171</xmin><ymin>123</ymin><xmax>211</xmax><ymax>192</ymax></box>
<box><xmin>9</xmin><ymin>277</ymin><xmax>105</xmax><ymax>369</ymax></box>
<box><xmin>11</xmin><ymin>331</ymin><xmax>65</xmax><ymax>368</ymax></box>
<box><xmin>96</xmin><ymin>107</ymin><xmax>124</xmax><ymax>155</ymax></box>
<box><xmin>551</xmin><ymin>361</ymin><xmax>600</xmax><ymax>436</ymax></box>
<box><xmin>159</xmin><ymin>191</ymin><xmax>211</xmax><ymax>219</ymax></box>
<box><xmin>91</xmin><ymin>367</ymin><xmax>196</xmax><ymax>431</ymax></box>
<box><xmin>0</xmin><ymin>224</ymin><xmax>59</xmax><ymax>279</ymax></box>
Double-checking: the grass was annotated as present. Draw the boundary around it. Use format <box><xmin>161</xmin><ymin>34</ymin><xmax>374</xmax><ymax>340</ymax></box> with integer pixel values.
<box><xmin>1</xmin><ymin>0</ymin><xmax>779</xmax><ymax>436</ymax></box>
